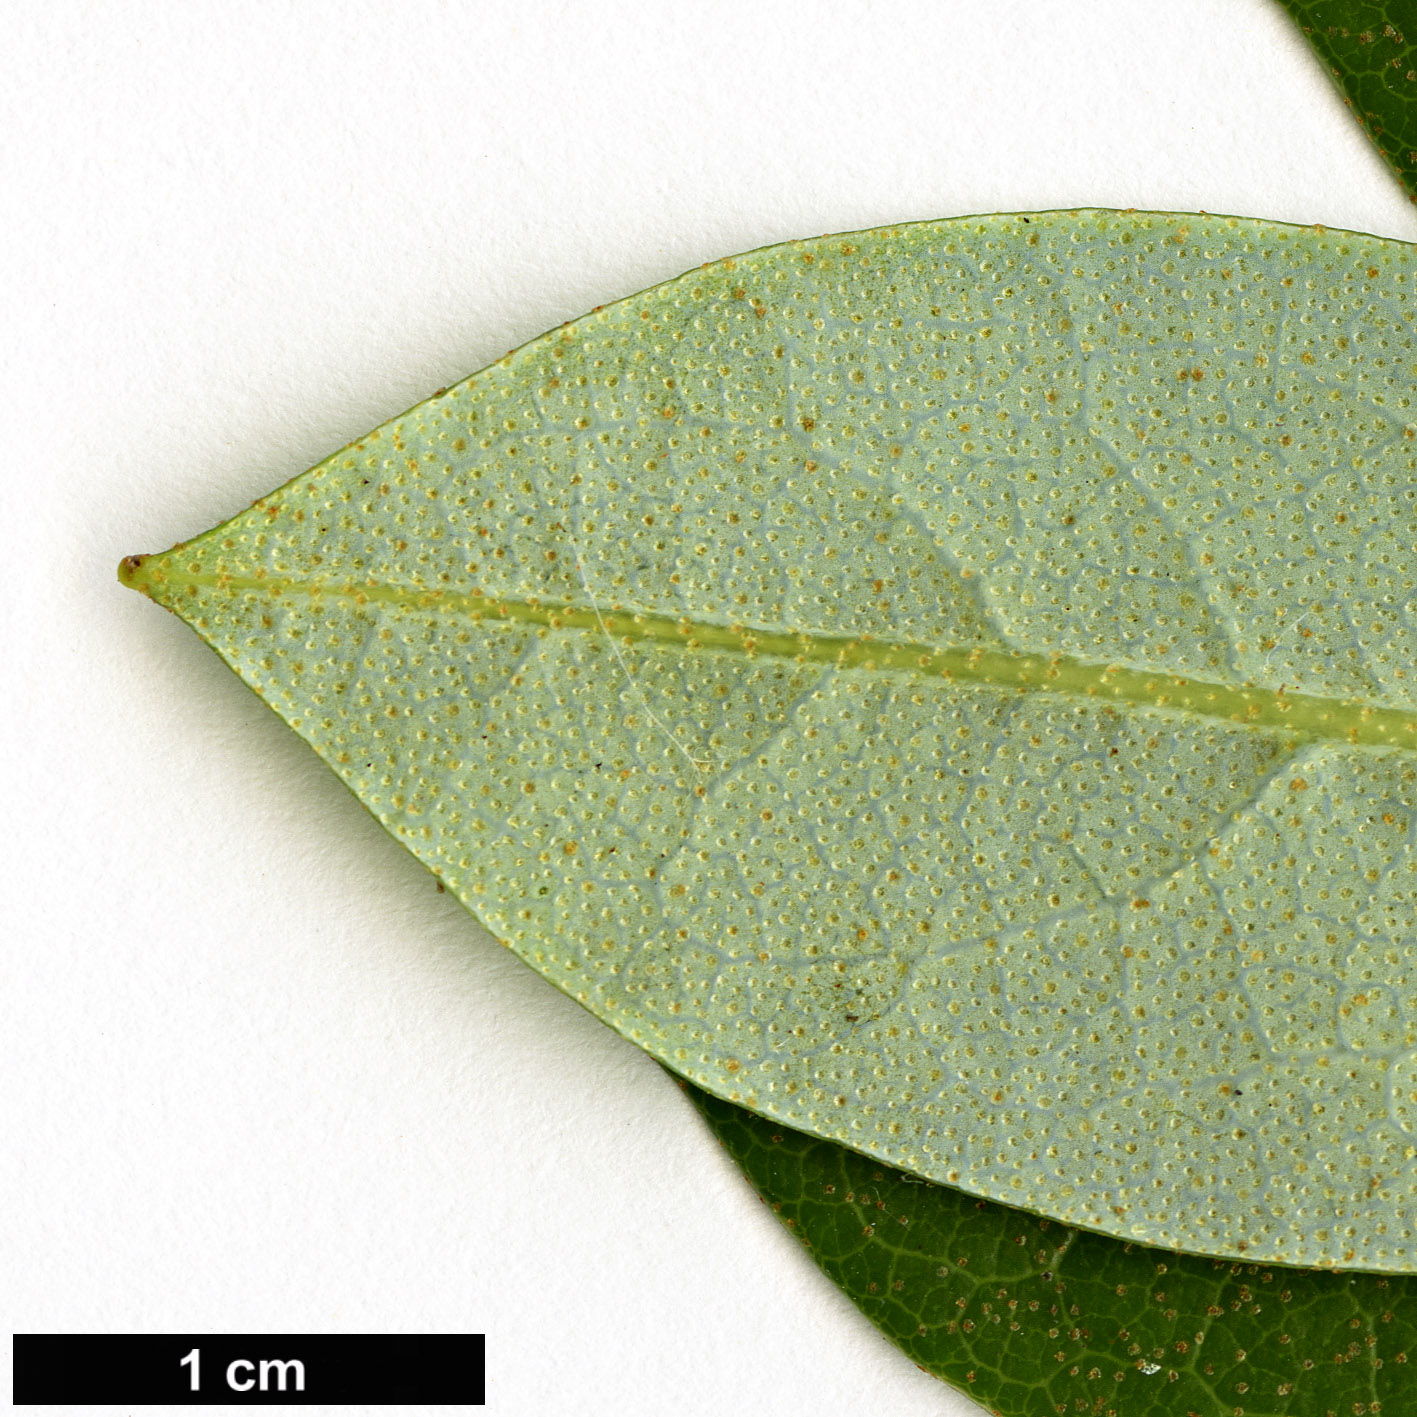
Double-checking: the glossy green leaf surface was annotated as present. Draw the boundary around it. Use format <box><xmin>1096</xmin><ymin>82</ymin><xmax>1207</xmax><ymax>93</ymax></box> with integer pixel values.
<box><xmin>122</xmin><ymin>210</ymin><xmax>1417</xmax><ymax>1271</ymax></box>
<box><xmin>684</xmin><ymin>1078</ymin><xmax>1417</xmax><ymax>1417</ymax></box>
<box><xmin>1276</xmin><ymin>0</ymin><xmax>1417</xmax><ymax>204</ymax></box>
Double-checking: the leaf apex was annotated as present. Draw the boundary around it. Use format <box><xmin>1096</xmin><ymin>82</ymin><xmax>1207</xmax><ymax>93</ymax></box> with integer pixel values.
<box><xmin>118</xmin><ymin>551</ymin><xmax>171</xmax><ymax>607</ymax></box>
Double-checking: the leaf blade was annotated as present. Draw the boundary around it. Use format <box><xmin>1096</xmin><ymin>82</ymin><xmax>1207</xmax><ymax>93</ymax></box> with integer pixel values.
<box><xmin>683</xmin><ymin>1076</ymin><xmax>1417</xmax><ymax>1417</ymax></box>
<box><xmin>124</xmin><ymin>210</ymin><xmax>1417</xmax><ymax>1271</ymax></box>
<box><xmin>1275</xmin><ymin>0</ymin><xmax>1417</xmax><ymax>205</ymax></box>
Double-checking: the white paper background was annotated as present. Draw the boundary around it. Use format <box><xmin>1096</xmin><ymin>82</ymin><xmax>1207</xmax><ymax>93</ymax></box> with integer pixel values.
<box><xmin>6</xmin><ymin>2</ymin><xmax>1416</xmax><ymax>1414</ymax></box>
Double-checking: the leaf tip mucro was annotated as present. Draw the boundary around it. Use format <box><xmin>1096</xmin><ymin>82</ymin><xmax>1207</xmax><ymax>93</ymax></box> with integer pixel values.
<box><xmin>118</xmin><ymin>551</ymin><xmax>169</xmax><ymax>606</ymax></box>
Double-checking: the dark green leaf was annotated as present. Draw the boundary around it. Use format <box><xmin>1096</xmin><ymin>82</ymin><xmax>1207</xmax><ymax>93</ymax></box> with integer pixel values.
<box><xmin>684</xmin><ymin>1077</ymin><xmax>1417</xmax><ymax>1417</ymax></box>
<box><xmin>1275</xmin><ymin>0</ymin><xmax>1417</xmax><ymax>203</ymax></box>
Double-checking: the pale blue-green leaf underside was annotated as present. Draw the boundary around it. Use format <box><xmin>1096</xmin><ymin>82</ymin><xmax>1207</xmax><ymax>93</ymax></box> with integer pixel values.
<box><xmin>125</xmin><ymin>210</ymin><xmax>1417</xmax><ymax>1271</ymax></box>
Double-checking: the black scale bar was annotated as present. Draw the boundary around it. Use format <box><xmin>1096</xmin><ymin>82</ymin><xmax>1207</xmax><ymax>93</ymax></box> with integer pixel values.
<box><xmin>12</xmin><ymin>1334</ymin><xmax>485</xmax><ymax>1405</ymax></box>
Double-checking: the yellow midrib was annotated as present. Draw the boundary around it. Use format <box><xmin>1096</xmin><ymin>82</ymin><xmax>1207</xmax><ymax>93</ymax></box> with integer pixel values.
<box><xmin>121</xmin><ymin>557</ymin><xmax>1417</xmax><ymax>753</ymax></box>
